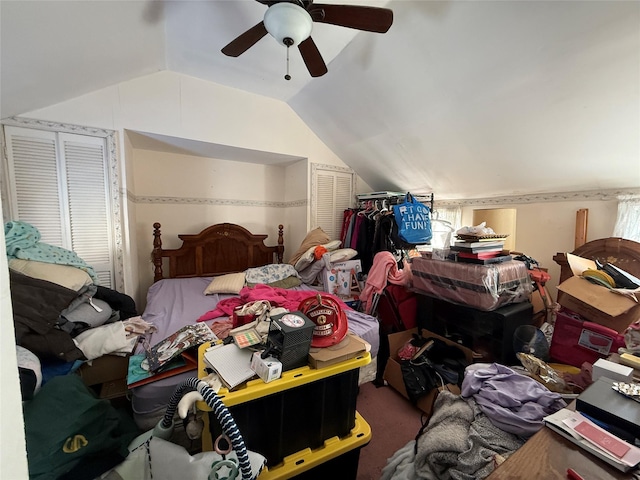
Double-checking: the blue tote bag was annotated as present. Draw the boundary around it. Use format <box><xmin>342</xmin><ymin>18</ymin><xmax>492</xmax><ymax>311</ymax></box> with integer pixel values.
<box><xmin>392</xmin><ymin>193</ymin><xmax>432</xmax><ymax>245</ymax></box>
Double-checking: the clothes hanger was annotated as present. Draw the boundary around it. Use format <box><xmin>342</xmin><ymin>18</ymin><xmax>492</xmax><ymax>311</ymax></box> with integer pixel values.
<box><xmin>368</xmin><ymin>200</ymin><xmax>381</xmax><ymax>219</ymax></box>
<box><xmin>358</xmin><ymin>200</ymin><xmax>372</xmax><ymax>216</ymax></box>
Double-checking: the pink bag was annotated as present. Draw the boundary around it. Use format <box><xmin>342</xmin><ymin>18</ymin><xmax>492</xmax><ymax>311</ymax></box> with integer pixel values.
<box><xmin>549</xmin><ymin>308</ymin><xmax>625</xmax><ymax>367</ymax></box>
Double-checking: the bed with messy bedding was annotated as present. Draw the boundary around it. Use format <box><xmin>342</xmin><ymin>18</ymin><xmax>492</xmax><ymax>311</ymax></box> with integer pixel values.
<box><xmin>130</xmin><ymin>222</ymin><xmax>381</xmax><ymax>428</ymax></box>
<box><xmin>8</xmin><ymin>219</ymin><xmax>380</xmax><ymax>478</ymax></box>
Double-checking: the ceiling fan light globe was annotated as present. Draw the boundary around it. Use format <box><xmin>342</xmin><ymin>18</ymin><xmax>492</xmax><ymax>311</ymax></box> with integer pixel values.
<box><xmin>263</xmin><ymin>2</ymin><xmax>313</xmax><ymax>47</ymax></box>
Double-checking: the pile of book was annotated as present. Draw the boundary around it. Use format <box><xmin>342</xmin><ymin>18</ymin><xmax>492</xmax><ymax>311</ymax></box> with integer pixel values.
<box><xmin>451</xmin><ymin>234</ymin><xmax>510</xmax><ymax>264</ymax></box>
<box><xmin>126</xmin><ymin>322</ymin><xmax>217</xmax><ymax>389</ymax></box>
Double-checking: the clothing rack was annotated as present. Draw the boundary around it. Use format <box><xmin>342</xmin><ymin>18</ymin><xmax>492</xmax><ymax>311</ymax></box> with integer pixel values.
<box><xmin>344</xmin><ymin>192</ymin><xmax>436</xmax><ymax>275</ymax></box>
<box><xmin>356</xmin><ymin>192</ymin><xmax>435</xmax><ymax>212</ymax></box>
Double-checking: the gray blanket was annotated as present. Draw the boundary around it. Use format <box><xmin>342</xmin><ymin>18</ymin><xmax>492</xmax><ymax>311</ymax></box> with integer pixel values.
<box><xmin>381</xmin><ymin>391</ymin><xmax>524</xmax><ymax>480</ymax></box>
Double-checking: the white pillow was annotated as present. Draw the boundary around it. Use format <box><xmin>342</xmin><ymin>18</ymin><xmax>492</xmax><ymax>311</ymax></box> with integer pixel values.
<box><xmin>9</xmin><ymin>259</ymin><xmax>93</xmax><ymax>291</ymax></box>
<box><xmin>293</xmin><ymin>240</ymin><xmax>343</xmax><ymax>272</ymax></box>
<box><xmin>203</xmin><ymin>272</ymin><xmax>246</xmax><ymax>295</ymax></box>
<box><xmin>329</xmin><ymin>248</ymin><xmax>358</xmax><ymax>263</ymax></box>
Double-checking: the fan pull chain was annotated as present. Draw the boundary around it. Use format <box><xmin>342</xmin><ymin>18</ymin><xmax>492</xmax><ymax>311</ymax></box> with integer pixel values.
<box><xmin>285</xmin><ymin>46</ymin><xmax>291</xmax><ymax>80</ymax></box>
<box><xmin>284</xmin><ymin>37</ymin><xmax>293</xmax><ymax>81</ymax></box>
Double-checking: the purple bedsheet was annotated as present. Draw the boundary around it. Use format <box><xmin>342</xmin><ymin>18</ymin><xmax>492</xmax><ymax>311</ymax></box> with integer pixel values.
<box><xmin>130</xmin><ymin>277</ymin><xmax>379</xmax><ymax>425</ymax></box>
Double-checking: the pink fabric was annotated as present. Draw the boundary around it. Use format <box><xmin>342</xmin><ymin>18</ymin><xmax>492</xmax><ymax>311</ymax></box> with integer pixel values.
<box><xmin>361</xmin><ymin>251</ymin><xmax>411</xmax><ymax>314</ymax></box>
<box><xmin>198</xmin><ymin>284</ymin><xmax>352</xmax><ymax>322</ymax></box>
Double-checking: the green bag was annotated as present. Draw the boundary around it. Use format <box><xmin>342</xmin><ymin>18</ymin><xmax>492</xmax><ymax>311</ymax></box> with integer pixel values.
<box><xmin>23</xmin><ymin>375</ymin><xmax>139</xmax><ymax>480</ymax></box>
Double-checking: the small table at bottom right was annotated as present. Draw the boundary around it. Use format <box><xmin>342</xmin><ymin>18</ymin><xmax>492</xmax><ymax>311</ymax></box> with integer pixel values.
<box><xmin>486</xmin><ymin>420</ymin><xmax>636</xmax><ymax>480</ymax></box>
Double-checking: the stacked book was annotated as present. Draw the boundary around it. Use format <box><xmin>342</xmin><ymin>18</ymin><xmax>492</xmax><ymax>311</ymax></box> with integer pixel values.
<box><xmin>451</xmin><ymin>235</ymin><xmax>510</xmax><ymax>264</ymax></box>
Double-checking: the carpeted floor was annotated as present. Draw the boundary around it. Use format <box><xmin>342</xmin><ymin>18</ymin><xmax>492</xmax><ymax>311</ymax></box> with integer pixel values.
<box><xmin>355</xmin><ymin>380</ymin><xmax>426</xmax><ymax>480</ymax></box>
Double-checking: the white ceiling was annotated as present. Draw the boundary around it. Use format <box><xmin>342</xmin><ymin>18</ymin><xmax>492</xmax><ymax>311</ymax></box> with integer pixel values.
<box><xmin>1</xmin><ymin>0</ymin><xmax>639</xmax><ymax>200</ymax></box>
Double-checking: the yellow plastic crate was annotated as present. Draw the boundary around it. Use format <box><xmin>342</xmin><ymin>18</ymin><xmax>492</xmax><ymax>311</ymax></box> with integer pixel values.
<box><xmin>258</xmin><ymin>411</ymin><xmax>371</xmax><ymax>479</ymax></box>
<box><xmin>202</xmin><ymin>411</ymin><xmax>371</xmax><ymax>480</ymax></box>
<box><xmin>196</xmin><ymin>342</ymin><xmax>371</xmax><ymax>409</ymax></box>
<box><xmin>197</xmin><ymin>342</ymin><xmax>371</xmax><ymax>468</ymax></box>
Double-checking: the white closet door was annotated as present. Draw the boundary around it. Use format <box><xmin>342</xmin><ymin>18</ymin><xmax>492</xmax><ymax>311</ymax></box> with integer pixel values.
<box><xmin>4</xmin><ymin>126</ymin><xmax>67</xmax><ymax>246</ymax></box>
<box><xmin>59</xmin><ymin>133</ymin><xmax>114</xmax><ymax>287</ymax></box>
<box><xmin>315</xmin><ymin>168</ymin><xmax>354</xmax><ymax>239</ymax></box>
<box><xmin>4</xmin><ymin>126</ymin><xmax>114</xmax><ymax>288</ymax></box>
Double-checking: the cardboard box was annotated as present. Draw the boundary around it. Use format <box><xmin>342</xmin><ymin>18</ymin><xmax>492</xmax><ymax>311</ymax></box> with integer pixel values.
<box><xmin>77</xmin><ymin>354</ymin><xmax>129</xmax><ymax>386</ymax></box>
<box><xmin>556</xmin><ymin>253</ymin><xmax>640</xmax><ymax>333</ymax></box>
<box><xmin>308</xmin><ymin>333</ymin><xmax>370</xmax><ymax>369</ymax></box>
<box><xmin>251</xmin><ymin>351</ymin><xmax>282</xmax><ymax>383</ymax></box>
<box><xmin>383</xmin><ymin>328</ymin><xmax>474</xmax><ymax>417</ymax></box>
<box><xmin>322</xmin><ymin>259</ymin><xmax>363</xmax><ymax>297</ymax></box>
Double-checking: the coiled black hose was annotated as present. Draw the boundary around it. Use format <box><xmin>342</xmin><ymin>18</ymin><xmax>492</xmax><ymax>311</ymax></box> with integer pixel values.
<box><xmin>161</xmin><ymin>377</ymin><xmax>253</xmax><ymax>480</ymax></box>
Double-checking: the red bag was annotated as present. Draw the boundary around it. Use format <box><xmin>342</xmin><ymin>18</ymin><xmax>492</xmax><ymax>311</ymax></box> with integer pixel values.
<box><xmin>376</xmin><ymin>284</ymin><xmax>417</xmax><ymax>335</ymax></box>
<box><xmin>549</xmin><ymin>308</ymin><xmax>625</xmax><ymax>367</ymax></box>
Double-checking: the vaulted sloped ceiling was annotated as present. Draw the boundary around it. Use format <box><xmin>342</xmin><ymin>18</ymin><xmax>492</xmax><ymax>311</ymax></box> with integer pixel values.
<box><xmin>1</xmin><ymin>0</ymin><xmax>639</xmax><ymax>200</ymax></box>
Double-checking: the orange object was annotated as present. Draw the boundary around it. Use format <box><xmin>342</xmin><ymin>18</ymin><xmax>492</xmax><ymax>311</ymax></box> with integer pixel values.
<box><xmin>313</xmin><ymin>245</ymin><xmax>327</xmax><ymax>260</ymax></box>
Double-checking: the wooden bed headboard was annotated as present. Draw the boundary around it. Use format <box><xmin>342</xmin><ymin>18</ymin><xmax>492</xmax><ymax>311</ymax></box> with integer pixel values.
<box><xmin>553</xmin><ymin>237</ymin><xmax>640</xmax><ymax>283</ymax></box>
<box><xmin>152</xmin><ymin>222</ymin><xmax>284</xmax><ymax>282</ymax></box>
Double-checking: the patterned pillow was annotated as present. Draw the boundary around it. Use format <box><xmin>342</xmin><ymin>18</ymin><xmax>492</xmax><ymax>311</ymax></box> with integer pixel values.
<box><xmin>203</xmin><ymin>272</ymin><xmax>246</xmax><ymax>295</ymax></box>
<box><xmin>245</xmin><ymin>264</ymin><xmax>300</xmax><ymax>285</ymax></box>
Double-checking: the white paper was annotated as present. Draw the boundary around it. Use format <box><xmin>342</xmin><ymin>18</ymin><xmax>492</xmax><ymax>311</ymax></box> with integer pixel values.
<box><xmin>203</xmin><ymin>343</ymin><xmax>256</xmax><ymax>389</ymax></box>
<box><xmin>561</xmin><ymin>411</ymin><xmax>640</xmax><ymax>467</ymax></box>
<box><xmin>566</xmin><ymin>253</ymin><xmax>597</xmax><ymax>277</ymax></box>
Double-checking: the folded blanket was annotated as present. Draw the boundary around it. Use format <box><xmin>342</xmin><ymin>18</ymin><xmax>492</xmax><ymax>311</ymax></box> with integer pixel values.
<box><xmin>5</xmin><ymin>220</ymin><xmax>99</xmax><ymax>283</ymax></box>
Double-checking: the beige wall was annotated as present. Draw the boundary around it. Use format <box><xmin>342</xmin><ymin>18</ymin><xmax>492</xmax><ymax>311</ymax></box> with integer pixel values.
<box><xmin>0</xmin><ymin>193</ymin><xmax>29</xmax><ymax>479</ymax></box>
<box><xmin>121</xmin><ymin>132</ymin><xmax>139</xmax><ymax>301</ymax></box>
<box><xmin>132</xmin><ymin>148</ymin><xmax>301</xmax><ymax>307</ymax></box>
<box><xmin>461</xmin><ymin>198</ymin><xmax>618</xmax><ymax>300</ymax></box>
<box><xmin>24</xmin><ymin>71</ymin><xmax>358</xmax><ymax>301</ymax></box>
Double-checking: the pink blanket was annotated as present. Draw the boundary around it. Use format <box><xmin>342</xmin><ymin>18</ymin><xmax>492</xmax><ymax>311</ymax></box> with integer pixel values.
<box><xmin>198</xmin><ymin>284</ymin><xmax>351</xmax><ymax>321</ymax></box>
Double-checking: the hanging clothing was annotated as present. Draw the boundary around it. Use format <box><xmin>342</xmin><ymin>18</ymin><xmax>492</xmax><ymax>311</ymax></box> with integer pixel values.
<box><xmin>340</xmin><ymin>209</ymin><xmax>355</xmax><ymax>246</ymax></box>
<box><xmin>361</xmin><ymin>251</ymin><xmax>411</xmax><ymax>314</ymax></box>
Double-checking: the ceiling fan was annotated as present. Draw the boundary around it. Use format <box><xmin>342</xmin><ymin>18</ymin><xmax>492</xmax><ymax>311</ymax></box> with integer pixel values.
<box><xmin>221</xmin><ymin>0</ymin><xmax>394</xmax><ymax>79</ymax></box>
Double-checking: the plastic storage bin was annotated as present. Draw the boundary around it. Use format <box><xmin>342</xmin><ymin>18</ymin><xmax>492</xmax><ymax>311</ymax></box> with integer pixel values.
<box><xmin>197</xmin><ymin>343</ymin><xmax>371</xmax><ymax>467</ymax></box>
<box><xmin>257</xmin><ymin>411</ymin><xmax>371</xmax><ymax>479</ymax></box>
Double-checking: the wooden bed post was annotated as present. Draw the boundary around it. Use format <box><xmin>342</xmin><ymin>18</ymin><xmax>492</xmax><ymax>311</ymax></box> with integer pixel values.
<box><xmin>277</xmin><ymin>224</ymin><xmax>284</xmax><ymax>263</ymax></box>
<box><xmin>152</xmin><ymin>222</ymin><xmax>164</xmax><ymax>282</ymax></box>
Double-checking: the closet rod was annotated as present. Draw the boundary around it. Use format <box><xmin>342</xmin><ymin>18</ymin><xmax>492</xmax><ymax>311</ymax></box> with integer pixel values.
<box><xmin>356</xmin><ymin>192</ymin><xmax>435</xmax><ymax>211</ymax></box>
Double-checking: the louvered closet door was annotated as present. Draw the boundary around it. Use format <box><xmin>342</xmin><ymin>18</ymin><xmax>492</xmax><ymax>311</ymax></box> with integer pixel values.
<box><xmin>4</xmin><ymin>127</ymin><xmax>67</xmax><ymax>246</ymax></box>
<box><xmin>316</xmin><ymin>170</ymin><xmax>353</xmax><ymax>239</ymax></box>
<box><xmin>4</xmin><ymin>126</ymin><xmax>114</xmax><ymax>288</ymax></box>
<box><xmin>59</xmin><ymin>133</ymin><xmax>113</xmax><ymax>287</ymax></box>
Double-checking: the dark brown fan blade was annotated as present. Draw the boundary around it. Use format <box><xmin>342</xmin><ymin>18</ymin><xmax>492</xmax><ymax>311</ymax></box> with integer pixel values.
<box><xmin>221</xmin><ymin>21</ymin><xmax>268</xmax><ymax>57</ymax></box>
<box><xmin>310</xmin><ymin>4</ymin><xmax>393</xmax><ymax>33</ymax></box>
<box><xmin>298</xmin><ymin>37</ymin><xmax>328</xmax><ymax>77</ymax></box>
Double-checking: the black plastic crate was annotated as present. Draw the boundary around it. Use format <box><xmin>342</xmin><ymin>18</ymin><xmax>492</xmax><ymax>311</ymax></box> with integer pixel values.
<box><xmin>291</xmin><ymin>444</ymin><xmax>363</xmax><ymax>479</ymax></box>
<box><xmin>207</xmin><ymin>367</ymin><xmax>360</xmax><ymax>466</ymax></box>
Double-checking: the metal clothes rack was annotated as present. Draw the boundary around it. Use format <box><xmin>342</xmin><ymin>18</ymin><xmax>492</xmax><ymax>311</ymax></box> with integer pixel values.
<box><xmin>356</xmin><ymin>192</ymin><xmax>434</xmax><ymax>212</ymax></box>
